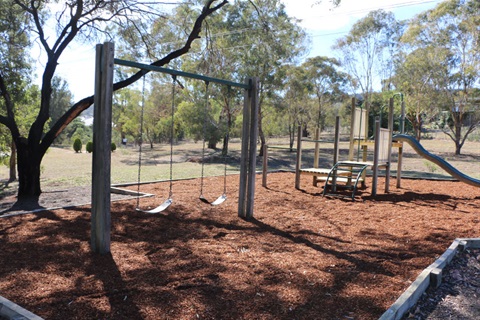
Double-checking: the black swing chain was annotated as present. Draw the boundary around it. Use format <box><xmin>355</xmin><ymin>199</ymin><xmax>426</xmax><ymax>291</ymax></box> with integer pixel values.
<box><xmin>222</xmin><ymin>86</ymin><xmax>232</xmax><ymax>195</ymax></box>
<box><xmin>136</xmin><ymin>74</ymin><xmax>147</xmax><ymax>209</ymax></box>
<box><xmin>168</xmin><ymin>75</ymin><xmax>176</xmax><ymax>199</ymax></box>
<box><xmin>200</xmin><ymin>81</ymin><xmax>210</xmax><ymax>198</ymax></box>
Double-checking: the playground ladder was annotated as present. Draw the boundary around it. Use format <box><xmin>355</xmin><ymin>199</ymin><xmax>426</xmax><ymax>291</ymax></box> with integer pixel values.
<box><xmin>322</xmin><ymin>161</ymin><xmax>371</xmax><ymax>200</ymax></box>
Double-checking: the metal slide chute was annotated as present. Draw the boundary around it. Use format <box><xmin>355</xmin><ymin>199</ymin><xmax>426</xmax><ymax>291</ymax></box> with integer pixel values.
<box><xmin>393</xmin><ymin>134</ymin><xmax>480</xmax><ymax>188</ymax></box>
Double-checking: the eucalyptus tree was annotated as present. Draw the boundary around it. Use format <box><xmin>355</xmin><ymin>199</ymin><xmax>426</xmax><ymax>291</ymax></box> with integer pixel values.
<box><xmin>0</xmin><ymin>0</ymin><xmax>228</xmax><ymax>198</ymax></box>
<box><xmin>148</xmin><ymin>77</ymin><xmax>181</xmax><ymax>144</ymax></box>
<box><xmin>302</xmin><ymin>56</ymin><xmax>348</xmax><ymax>131</ymax></box>
<box><xmin>112</xmin><ymin>77</ymin><xmax>175</xmax><ymax>149</ymax></box>
<box><xmin>189</xmin><ymin>21</ymin><xmax>244</xmax><ymax>155</ymax></box>
<box><xmin>0</xmin><ymin>84</ymin><xmax>41</xmax><ymax>182</ymax></box>
<box><xmin>176</xmin><ymin>49</ymin><xmax>236</xmax><ymax>152</ymax></box>
<box><xmin>333</xmin><ymin>10</ymin><xmax>402</xmax><ymax>114</ymax></box>
<box><xmin>282</xmin><ymin>64</ymin><xmax>310</xmax><ymax>149</ymax></box>
<box><xmin>49</xmin><ymin>77</ymin><xmax>74</xmax><ymax>126</ymax></box>
<box><xmin>0</xmin><ymin>0</ymin><xmax>32</xmax><ymax>182</ymax></box>
<box><xmin>199</xmin><ymin>0</ymin><xmax>308</xmax><ymax>156</ymax></box>
<box><xmin>175</xmin><ymin>86</ymin><xmax>225</xmax><ymax>149</ymax></box>
<box><xmin>392</xmin><ymin>46</ymin><xmax>450</xmax><ymax>140</ymax></box>
<box><xmin>49</xmin><ymin>77</ymin><xmax>75</xmax><ymax>145</ymax></box>
<box><xmin>400</xmin><ymin>0</ymin><xmax>479</xmax><ymax>154</ymax></box>
<box><xmin>116</xmin><ymin>1</ymin><xmax>236</xmax><ymax>154</ymax></box>
<box><xmin>112</xmin><ymin>87</ymin><xmax>141</xmax><ymax>145</ymax></box>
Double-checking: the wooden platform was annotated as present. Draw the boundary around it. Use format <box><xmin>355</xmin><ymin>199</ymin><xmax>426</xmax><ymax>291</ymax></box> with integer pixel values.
<box><xmin>299</xmin><ymin>168</ymin><xmax>348</xmax><ymax>176</ymax></box>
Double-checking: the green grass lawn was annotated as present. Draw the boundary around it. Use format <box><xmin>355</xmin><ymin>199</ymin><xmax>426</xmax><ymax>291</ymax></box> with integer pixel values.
<box><xmin>0</xmin><ymin>134</ymin><xmax>479</xmax><ymax>193</ymax></box>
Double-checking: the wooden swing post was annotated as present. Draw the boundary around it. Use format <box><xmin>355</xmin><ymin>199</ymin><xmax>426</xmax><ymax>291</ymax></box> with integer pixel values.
<box><xmin>91</xmin><ymin>42</ymin><xmax>114</xmax><ymax>254</ymax></box>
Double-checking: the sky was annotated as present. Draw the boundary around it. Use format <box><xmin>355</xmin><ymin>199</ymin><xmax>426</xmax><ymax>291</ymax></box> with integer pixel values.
<box><xmin>282</xmin><ymin>0</ymin><xmax>442</xmax><ymax>57</ymax></box>
<box><xmin>37</xmin><ymin>0</ymin><xmax>443</xmax><ymax>101</ymax></box>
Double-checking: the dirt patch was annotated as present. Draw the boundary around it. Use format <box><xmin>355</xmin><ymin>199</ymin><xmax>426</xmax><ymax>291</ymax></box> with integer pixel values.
<box><xmin>0</xmin><ymin>186</ymin><xmax>137</xmax><ymax>216</ymax></box>
<box><xmin>1</xmin><ymin>172</ymin><xmax>479</xmax><ymax>319</ymax></box>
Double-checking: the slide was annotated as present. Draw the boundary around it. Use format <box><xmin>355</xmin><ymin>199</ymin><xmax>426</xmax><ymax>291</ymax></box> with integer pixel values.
<box><xmin>393</xmin><ymin>134</ymin><xmax>480</xmax><ymax>188</ymax></box>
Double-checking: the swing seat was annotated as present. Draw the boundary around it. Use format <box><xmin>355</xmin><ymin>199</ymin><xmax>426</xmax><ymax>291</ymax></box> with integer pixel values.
<box><xmin>136</xmin><ymin>198</ymin><xmax>172</xmax><ymax>214</ymax></box>
<box><xmin>199</xmin><ymin>194</ymin><xmax>227</xmax><ymax>206</ymax></box>
<box><xmin>211</xmin><ymin>194</ymin><xmax>227</xmax><ymax>206</ymax></box>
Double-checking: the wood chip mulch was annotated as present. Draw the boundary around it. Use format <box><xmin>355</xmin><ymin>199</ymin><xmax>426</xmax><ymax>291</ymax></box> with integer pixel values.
<box><xmin>1</xmin><ymin>172</ymin><xmax>479</xmax><ymax>319</ymax></box>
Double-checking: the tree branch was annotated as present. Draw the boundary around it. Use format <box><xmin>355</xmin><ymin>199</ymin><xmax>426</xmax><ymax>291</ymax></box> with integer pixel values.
<box><xmin>0</xmin><ymin>71</ymin><xmax>21</xmax><ymax>140</ymax></box>
<box><xmin>40</xmin><ymin>0</ymin><xmax>229</xmax><ymax>153</ymax></box>
<box><xmin>460</xmin><ymin>122</ymin><xmax>478</xmax><ymax>147</ymax></box>
<box><xmin>442</xmin><ymin>127</ymin><xmax>455</xmax><ymax>142</ymax></box>
<box><xmin>22</xmin><ymin>0</ymin><xmax>53</xmax><ymax>56</ymax></box>
<box><xmin>113</xmin><ymin>0</ymin><xmax>228</xmax><ymax>91</ymax></box>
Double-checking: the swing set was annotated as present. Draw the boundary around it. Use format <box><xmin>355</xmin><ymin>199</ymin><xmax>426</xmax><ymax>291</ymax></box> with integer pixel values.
<box><xmin>135</xmin><ymin>76</ymin><xmax>232</xmax><ymax>212</ymax></box>
<box><xmin>91</xmin><ymin>42</ymin><xmax>259</xmax><ymax>254</ymax></box>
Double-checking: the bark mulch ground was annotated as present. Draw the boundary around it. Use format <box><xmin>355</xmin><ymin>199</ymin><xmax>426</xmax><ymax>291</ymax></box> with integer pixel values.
<box><xmin>1</xmin><ymin>172</ymin><xmax>479</xmax><ymax>319</ymax></box>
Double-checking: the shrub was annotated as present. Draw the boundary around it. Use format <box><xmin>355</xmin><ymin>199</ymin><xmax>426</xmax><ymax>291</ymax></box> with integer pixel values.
<box><xmin>73</xmin><ymin>138</ymin><xmax>82</xmax><ymax>153</ymax></box>
<box><xmin>86</xmin><ymin>141</ymin><xmax>93</xmax><ymax>153</ymax></box>
<box><xmin>111</xmin><ymin>142</ymin><xmax>117</xmax><ymax>152</ymax></box>
<box><xmin>424</xmin><ymin>160</ymin><xmax>438</xmax><ymax>173</ymax></box>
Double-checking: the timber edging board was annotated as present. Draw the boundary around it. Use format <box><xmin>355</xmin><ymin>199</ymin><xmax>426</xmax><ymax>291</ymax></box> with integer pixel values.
<box><xmin>379</xmin><ymin>238</ymin><xmax>480</xmax><ymax>320</ymax></box>
<box><xmin>0</xmin><ymin>295</ymin><xmax>44</xmax><ymax>320</ymax></box>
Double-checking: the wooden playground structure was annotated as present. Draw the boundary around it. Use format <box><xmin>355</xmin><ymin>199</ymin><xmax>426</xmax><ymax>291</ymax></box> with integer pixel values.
<box><xmin>263</xmin><ymin>97</ymin><xmax>404</xmax><ymax>200</ymax></box>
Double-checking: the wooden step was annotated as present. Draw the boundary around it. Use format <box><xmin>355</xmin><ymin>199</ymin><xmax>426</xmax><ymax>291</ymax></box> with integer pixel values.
<box><xmin>300</xmin><ymin>168</ymin><xmax>350</xmax><ymax>176</ymax></box>
<box><xmin>316</xmin><ymin>176</ymin><xmax>364</xmax><ymax>183</ymax></box>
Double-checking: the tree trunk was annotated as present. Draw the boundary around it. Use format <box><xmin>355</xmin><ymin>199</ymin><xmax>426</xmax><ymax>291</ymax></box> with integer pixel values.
<box><xmin>16</xmin><ymin>138</ymin><xmax>43</xmax><ymax>198</ymax></box>
<box><xmin>222</xmin><ymin>134</ymin><xmax>229</xmax><ymax>156</ymax></box>
<box><xmin>455</xmin><ymin>142</ymin><xmax>461</xmax><ymax>155</ymax></box>
<box><xmin>221</xmin><ymin>113</ymin><xmax>232</xmax><ymax>157</ymax></box>
<box><xmin>302</xmin><ymin>125</ymin><xmax>309</xmax><ymax>137</ymax></box>
<box><xmin>455</xmin><ymin>125</ymin><xmax>462</xmax><ymax>155</ymax></box>
<box><xmin>208</xmin><ymin>140</ymin><xmax>217</xmax><ymax>149</ymax></box>
<box><xmin>415</xmin><ymin>118</ymin><xmax>422</xmax><ymax>141</ymax></box>
<box><xmin>289</xmin><ymin>124</ymin><xmax>294</xmax><ymax>151</ymax></box>
<box><xmin>257</xmin><ymin>101</ymin><xmax>266</xmax><ymax>157</ymax></box>
<box><xmin>454</xmin><ymin>112</ymin><xmax>463</xmax><ymax>155</ymax></box>
<box><xmin>407</xmin><ymin>113</ymin><xmax>422</xmax><ymax>141</ymax></box>
<box><xmin>8</xmin><ymin>141</ymin><xmax>16</xmax><ymax>182</ymax></box>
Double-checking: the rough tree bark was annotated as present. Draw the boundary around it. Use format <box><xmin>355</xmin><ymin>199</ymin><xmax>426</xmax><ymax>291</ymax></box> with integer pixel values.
<box><xmin>8</xmin><ymin>141</ymin><xmax>16</xmax><ymax>182</ymax></box>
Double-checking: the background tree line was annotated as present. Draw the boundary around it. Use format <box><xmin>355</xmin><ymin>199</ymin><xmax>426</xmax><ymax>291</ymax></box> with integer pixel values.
<box><xmin>113</xmin><ymin>0</ymin><xmax>479</xmax><ymax>154</ymax></box>
<box><xmin>0</xmin><ymin>0</ymin><xmax>479</xmax><ymax>198</ymax></box>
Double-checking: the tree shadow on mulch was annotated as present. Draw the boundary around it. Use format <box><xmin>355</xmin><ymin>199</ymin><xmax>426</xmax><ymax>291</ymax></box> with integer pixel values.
<box><xmin>2</xmin><ymin>174</ymin><xmax>479</xmax><ymax>319</ymax></box>
<box><xmin>0</xmin><ymin>197</ymin><xmax>45</xmax><ymax>215</ymax></box>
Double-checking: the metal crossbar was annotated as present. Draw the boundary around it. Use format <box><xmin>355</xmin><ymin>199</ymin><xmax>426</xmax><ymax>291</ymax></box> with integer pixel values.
<box><xmin>114</xmin><ymin>58</ymin><xmax>250</xmax><ymax>90</ymax></box>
